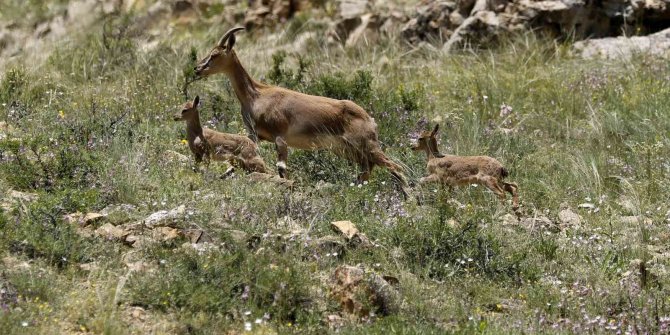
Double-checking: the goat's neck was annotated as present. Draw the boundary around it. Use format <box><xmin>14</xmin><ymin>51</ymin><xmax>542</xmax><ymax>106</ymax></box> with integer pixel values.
<box><xmin>226</xmin><ymin>52</ymin><xmax>261</xmax><ymax>109</ymax></box>
<box><xmin>422</xmin><ymin>146</ymin><xmax>437</xmax><ymax>161</ymax></box>
<box><xmin>185</xmin><ymin>116</ymin><xmax>204</xmax><ymax>140</ymax></box>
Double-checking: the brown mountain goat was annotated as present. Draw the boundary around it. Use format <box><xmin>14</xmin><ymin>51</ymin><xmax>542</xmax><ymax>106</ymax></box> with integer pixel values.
<box><xmin>193</xmin><ymin>27</ymin><xmax>408</xmax><ymax>194</ymax></box>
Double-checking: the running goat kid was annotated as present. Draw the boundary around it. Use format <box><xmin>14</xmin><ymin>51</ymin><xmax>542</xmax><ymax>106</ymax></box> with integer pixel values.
<box><xmin>174</xmin><ymin>95</ymin><xmax>267</xmax><ymax>174</ymax></box>
<box><xmin>412</xmin><ymin>124</ymin><xmax>519</xmax><ymax>209</ymax></box>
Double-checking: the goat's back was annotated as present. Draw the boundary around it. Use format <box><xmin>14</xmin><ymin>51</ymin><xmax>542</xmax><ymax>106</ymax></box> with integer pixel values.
<box><xmin>428</xmin><ymin>155</ymin><xmax>505</xmax><ymax>179</ymax></box>
<box><xmin>203</xmin><ymin>128</ymin><xmax>258</xmax><ymax>155</ymax></box>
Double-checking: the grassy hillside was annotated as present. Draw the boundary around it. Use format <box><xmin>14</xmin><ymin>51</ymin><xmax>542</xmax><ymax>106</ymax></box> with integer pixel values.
<box><xmin>1</xmin><ymin>5</ymin><xmax>670</xmax><ymax>335</ymax></box>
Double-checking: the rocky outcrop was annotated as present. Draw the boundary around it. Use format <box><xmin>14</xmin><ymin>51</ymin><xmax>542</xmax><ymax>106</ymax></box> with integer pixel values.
<box><xmin>573</xmin><ymin>27</ymin><xmax>670</xmax><ymax>59</ymax></box>
<box><xmin>332</xmin><ymin>0</ymin><xmax>670</xmax><ymax>51</ymax></box>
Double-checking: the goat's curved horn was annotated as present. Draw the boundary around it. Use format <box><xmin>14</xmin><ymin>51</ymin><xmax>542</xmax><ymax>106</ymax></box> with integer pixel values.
<box><xmin>217</xmin><ymin>27</ymin><xmax>245</xmax><ymax>47</ymax></box>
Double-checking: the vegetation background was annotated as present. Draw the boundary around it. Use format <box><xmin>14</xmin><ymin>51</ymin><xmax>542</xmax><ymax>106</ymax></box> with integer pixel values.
<box><xmin>0</xmin><ymin>0</ymin><xmax>669</xmax><ymax>334</ymax></box>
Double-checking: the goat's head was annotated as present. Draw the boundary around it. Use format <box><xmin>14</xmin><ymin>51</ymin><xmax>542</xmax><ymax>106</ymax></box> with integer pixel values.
<box><xmin>412</xmin><ymin>124</ymin><xmax>444</xmax><ymax>157</ymax></box>
<box><xmin>174</xmin><ymin>95</ymin><xmax>200</xmax><ymax>121</ymax></box>
<box><xmin>194</xmin><ymin>27</ymin><xmax>245</xmax><ymax>78</ymax></box>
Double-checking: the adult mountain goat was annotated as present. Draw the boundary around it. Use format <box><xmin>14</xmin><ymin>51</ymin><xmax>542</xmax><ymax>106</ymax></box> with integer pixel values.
<box><xmin>193</xmin><ymin>27</ymin><xmax>408</xmax><ymax>193</ymax></box>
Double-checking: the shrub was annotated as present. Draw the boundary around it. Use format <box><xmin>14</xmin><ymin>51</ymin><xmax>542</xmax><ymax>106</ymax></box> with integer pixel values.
<box><xmin>127</xmin><ymin>247</ymin><xmax>315</xmax><ymax>323</ymax></box>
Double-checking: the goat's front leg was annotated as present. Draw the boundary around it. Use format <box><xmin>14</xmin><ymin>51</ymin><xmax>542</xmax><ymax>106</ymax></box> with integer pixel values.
<box><xmin>193</xmin><ymin>153</ymin><xmax>204</xmax><ymax>173</ymax></box>
<box><xmin>419</xmin><ymin>174</ymin><xmax>440</xmax><ymax>184</ymax></box>
<box><xmin>356</xmin><ymin>157</ymin><xmax>371</xmax><ymax>184</ymax></box>
<box><xmin>242</xmin><ymin>110</ymin><xmax>259</xmax><ymax>143</ymax></box>
<box><xmin>275</xmin><ymin>136</ymin><xmax>288</xmax><ymax>178</ymax></box>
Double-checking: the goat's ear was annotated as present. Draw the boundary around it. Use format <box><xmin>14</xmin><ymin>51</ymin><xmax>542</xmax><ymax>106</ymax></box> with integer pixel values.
<box><xmin>431</xmin><ymin>124</ymin><xmax>440</xmax><ymax>136</ymax></box>
<box><xmin>226</xmin><ymin>34</ymin><xmax>236</xmax><ymax>52</ymax></box>
<box><xmin>193</xmin><ymin>95</ymin><xmax>200</xmax><ymax>108</ymax></box>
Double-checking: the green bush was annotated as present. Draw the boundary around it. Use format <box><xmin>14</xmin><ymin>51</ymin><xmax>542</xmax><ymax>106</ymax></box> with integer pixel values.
<box><xmin>2</xmin><ymin>191</ymin><xmax>102</xmax><ymax>268</ymax></box>
<box><xmin>0</xmin><ymin>68</ymin><xmax>27</xmax><ymax>105</ymax></box>
<box><xmin>127</xmin><ymin>247</ymin><xmax>315</xmax><ymax>323</ymax></box>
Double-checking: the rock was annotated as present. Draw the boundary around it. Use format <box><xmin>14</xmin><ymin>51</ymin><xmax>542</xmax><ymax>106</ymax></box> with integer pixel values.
<box><xmin>331</xmin><ymin>220</ymin><xmax>372</xmax><ymax>247</ymax></box>
<box><xmin>5</xmin><ymin>190</ymin><xmax>38</xmax><ymax>202</ymax></box>
<box><xmin>500</xmin><ymin>213</ymin><xmax>519</xmax><ymax>226</ymax></box>
<box><xmin>64</xmin><ymin>212</ymin><xmax>105</xmax><ymax>226</ymax></box>
<box><xmin>95</xmin><ymin>223</ymin><xmax>130</xmax><ymax>241</ymax></box>
<box><xmin>573</xmin><ymin>28</ymin><xmax>670</xmax><ymax>60</ymax></box>
<box><xmin>443</xmin><ymin>11</ymin><xmax>503</xmax><ymax>52</ymax></box>
<box><xmin>225</xmin><ymin>229</ymin><xmax>260</xmax><ymax>249</ymax></box>
<box><xmin>248</xmin><ymin>172</ymin><xmax>294</xmax><ymax>186</ymax></box>
<box><xmin>243</xmin><ymin>0</ymin><xmax>310</xmax><ymax>30</ymax></box>
<box><xmin>558</xmin><ymin>208</ymin><xmax>582</xmax><ymax>227</ymax></box>
<box><xmin>0</xmin><ymin>121</ymin><xmax>15</xmax><ymax>140</ymax></box>
<box><xmin>331</xmin><ymin>221</ymin><xmax>359</xmax><ymax>239</ymax></box>
<box><xmin>183</xmin><ymin>229</ymin><xmax>213</xmax><ymax>244</ymax></box>
<box><xmin>325</xmin><ymin>314</ymin><xmax>346</xmax><ymax>329</ymax></box>
<box><xmin>0</xmin><ymin>274</ymin><xmax>18</xmax><ymax>309</ymax></box>
<box><xmin>182</xmin><ymin>241</ymin><xmax>220</xmax><ymax>255</ymax></box>
<box><xmin>152</xmin><ymin>227</ymin><xmax>182</xmax><ymax>242</ymax></box>
<box><xmin>329</xmin><ymin>0</ymin><xmax>406</xmax><ymax>47</ymax></box>
<box><xmin>143</xmin><ymin>205</ymin><xmax>186</xmax><ymax>228</ymax></box>
<box><xmin>520</xmin><ymin>215</ymin><xmax>557</xmax><ymax>232</ymax></box>
<box><xmin>1</xmin><ymin>190</ymin><xmax>38</xmax><ymax>212</ymax></box>
<box><xmin>162</xmin><ymin>150</ymin><xmax>190</xmax><ymax>164</ymax></box>
<box><xmin>340</xmin><ymin>0</ymin><xmax>370</xmax><ymax>19</ymax></box>
<box><xmin>306</xmin><ymin>235</ymin><xmax>346</xmax><ymax>258</ymax></box>
<box><xmin>79</xmin><ymin>262</ymin><xmax>99</xmax><ymax>272</ymax></box>
<box><xmin>124</xmin><ymin>234</ymin><xmax>151</xmax><ymax>248</ymax></box>
<box><xmin>226</xmin><ymin>229</ymin><xmax>249</xmax><ymax>243</ymax></box>
<box><xmin>330</xmin><ymin>265</ymin><xmax>400</xmax><ymax>317</ymax></box>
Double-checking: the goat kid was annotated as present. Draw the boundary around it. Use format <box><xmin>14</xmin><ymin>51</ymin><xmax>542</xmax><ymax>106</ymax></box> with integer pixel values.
<box><xmin>174</xmin><ymin>95</ymin><xmax>268</xmax><ymax>174</ymax></box>
<box><xmin>193</xmin><ymin>27</ymin><xmax>408</xmax><ymax>194</ymax></box>
<box><xmin>412</xmin><ymin>124</ymin><xmax>519</xmax><ymax>210</ymax></box>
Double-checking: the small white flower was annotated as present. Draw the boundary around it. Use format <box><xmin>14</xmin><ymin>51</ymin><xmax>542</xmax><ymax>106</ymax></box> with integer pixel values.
<box><xmin>255</xmin><ymin>318</ymin><xmax>262</xmax><ymax>324</ymax></box>
<box><xmin>244</xmin><ymin>311</ymin><xmax>252</xmax><ymax>316</ymax></box>
<box><xmin>244</xmin><ymin>322</ymin><xmax>252</xmax><ymax>331</ymax></box>
<box><xmin>349</xmin><ymin>182</ymin><xmax>355</xmax><ymax>187</ymax></box>
<box><xmin>21</xmin><ymin>322</ymin><xmax>28</xmax><ymax>327</ymax></box>
<box><xmin>363</xmin><ymin>181</ymin><xmax>369</xmax><ymax>185</ymax></box>
<box><xmin>357</xmin><ymin>184</ymin><xmax>362</xmax><ymax>188</ymax></box>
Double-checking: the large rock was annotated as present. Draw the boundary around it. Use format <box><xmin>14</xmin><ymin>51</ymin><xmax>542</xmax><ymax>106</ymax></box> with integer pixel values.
<box><xmin>330</xmin><ymin>265</ymin><xmax>400</xmax><ymax>317</ymax></box>
<box><xmin>400</xmin><ymin>0</ymin><xmax>670</xmax><ymax>51</ymax></box>
<box><xmin>573</xmin><ymin>27</ymin><xmax>670</xmax><ymax>59</ymax></box>
<box><xmin>142</xmin><ymin>205</ymin><xmax>186</xmax><ymax>228</ymax></box>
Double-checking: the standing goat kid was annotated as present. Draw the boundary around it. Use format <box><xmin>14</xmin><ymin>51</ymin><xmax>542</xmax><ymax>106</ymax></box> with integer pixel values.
<box><xmin>412</xmin><ymin>124</ymin><xmax>519</xmax><ymax>210</ymax></box>
<box><xmin>174</xmin><ymin>95</ymin><xmax>267</xmax><ymax>174</ymax></box>
<box><xmin>193</xmin><ymin>27</ymin><xmax>408</xmax><ymax>194</ymax></box>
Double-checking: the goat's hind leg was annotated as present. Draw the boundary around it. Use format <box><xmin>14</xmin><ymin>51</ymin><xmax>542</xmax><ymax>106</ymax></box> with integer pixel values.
<box><xmin>503</xmin><ymin>182</ymin><xmax>519</xmax><ymax>210</ymax></box>
<box><xmin>275</xmin><ymin>136</ymin><xmax>289</xmax><ymax>178</ymax></box>
<box><xmin>483</xmin><ymin>176</ymin><xmax>506</xmax><ymax>204</ymax></box>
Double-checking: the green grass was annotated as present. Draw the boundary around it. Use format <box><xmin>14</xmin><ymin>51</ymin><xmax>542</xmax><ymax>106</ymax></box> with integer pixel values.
<box><xmin>0</xmin><ymin>7</ymin><xmax>669</xmax><ymax>334</ymax></box>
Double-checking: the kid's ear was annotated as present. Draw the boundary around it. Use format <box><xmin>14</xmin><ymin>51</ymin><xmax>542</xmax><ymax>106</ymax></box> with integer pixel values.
<box><xmin>431</xmin><ymin>124</ymin><xmax>440</xmax><ymax>136</ymax></box>
<box><xmin>193</xmin><ymin>95</ymin><xmax>200</xmax><ymax>107</ymax></box>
